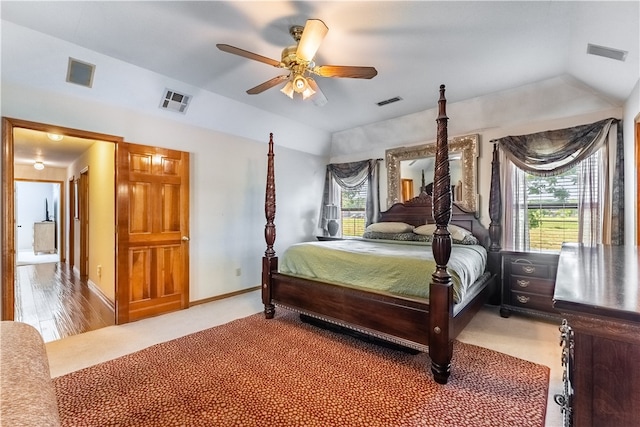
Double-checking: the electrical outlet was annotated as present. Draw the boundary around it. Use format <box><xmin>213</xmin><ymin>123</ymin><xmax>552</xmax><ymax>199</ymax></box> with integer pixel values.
<box><xmin>235</xmin><ymin>268</ymin><xmax>241</xmax><ymax>277</ymax></box>
<box><xmin>97</xmin><ymin>265</ymin><xmax>102</xmax><ymax>277</ymax></box>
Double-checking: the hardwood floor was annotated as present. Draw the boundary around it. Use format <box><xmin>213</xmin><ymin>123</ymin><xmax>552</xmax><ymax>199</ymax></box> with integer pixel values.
<box><xmin>15</xmin><ymin>261</ymin><xmax>114</xmax><ymax>342</ymax></box>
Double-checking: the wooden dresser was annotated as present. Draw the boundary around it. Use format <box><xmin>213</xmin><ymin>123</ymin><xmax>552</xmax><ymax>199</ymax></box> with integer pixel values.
<box><xmin>33</xmin><ymin>221</ymin><xmax>56</xmax><ymax>254</ymax></box>
<box><xmin>553</xmin><ymin>243</ymin><xmax>640</xmax><ymax>427</ymax></box>
<box><xmin>500</xmin><ymin>251</ymin><xmax>559</xmax><ymax>318</ymax></box>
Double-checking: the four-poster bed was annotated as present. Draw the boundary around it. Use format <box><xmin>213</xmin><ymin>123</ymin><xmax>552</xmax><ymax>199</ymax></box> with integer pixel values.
<box><xmin>261</xmin><ymin>85</ymin><xmax>502</xmax><ymax>384</ymax></box>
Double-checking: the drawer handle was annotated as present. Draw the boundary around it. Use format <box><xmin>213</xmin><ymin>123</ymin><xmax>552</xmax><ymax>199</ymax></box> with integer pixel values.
<box><xmin>522</xmin><ymin>266</ymin><xmax>536</xmax><ymax>274</ymax></box>
<box><xmin>516</xmin><ymin>295</ymin><xmax>530</xmax><ymax>304</ymax></box>
<box><xmin>517</xmin><ymin>279</ymin><xmax>530</xmax><ymax>288</ymax></box>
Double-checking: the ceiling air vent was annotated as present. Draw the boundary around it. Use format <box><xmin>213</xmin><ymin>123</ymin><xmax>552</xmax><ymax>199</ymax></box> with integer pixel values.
<box><xmin>377</xmin><ymin>96</ymin><xmax>403</xmax><ymax>107</ymax></box>
<box><xmin>587</xmin><ymin>43</ymin><xmax>627</xmax><ymax>62</ymax></box>
<box><xmin>160</xmin><ymin>89</ymin><xmax>191</xmax><ymax>114</ymax></box>
<box><xmin>66</xmin><ymin>58</ymin><xmax>95</xmax><ymax>88</ymax></box>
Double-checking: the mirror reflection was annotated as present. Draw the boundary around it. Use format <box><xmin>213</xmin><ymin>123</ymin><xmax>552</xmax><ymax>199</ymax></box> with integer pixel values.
<box><xmin>385</xmin><ymin>134</ymin><xmax>478</xmax><ymax>213</ymax></box>
<box><xmin>400</xmin><ymin>153</ymin><xmax>463</xmax><ymax>202</ymax></box>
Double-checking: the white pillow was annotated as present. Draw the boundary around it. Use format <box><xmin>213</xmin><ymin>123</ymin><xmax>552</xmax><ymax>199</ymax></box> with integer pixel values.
<box><xmin>365</xmin><ymin>222</ymin><xmax>414</xmax><ymax>234</ymax></box>
<box><xmin>413</xmin><ymin>224</ymin><xmax>436</xmax><ymax>236</ymax></box>
<box><xmin>414</xmin><ymin>223</ymin><xmax>472</xmax><ymax>241</ymax></box>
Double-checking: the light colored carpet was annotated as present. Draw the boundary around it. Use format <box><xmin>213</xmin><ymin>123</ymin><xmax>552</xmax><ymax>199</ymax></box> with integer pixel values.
<box><xmin>45</xmin><ymin>291</ymin><xmax>564</xmax><ymax>426</ymax></box>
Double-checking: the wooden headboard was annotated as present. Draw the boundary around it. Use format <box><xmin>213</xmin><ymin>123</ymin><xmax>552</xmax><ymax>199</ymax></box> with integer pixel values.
<box><xmin>378</xmin><ymin>192</ymin><xmax>491</xmax><ymax>248</ymax></box>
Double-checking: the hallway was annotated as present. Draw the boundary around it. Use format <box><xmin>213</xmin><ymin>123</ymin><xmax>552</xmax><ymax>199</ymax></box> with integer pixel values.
<box><xmin>15</xmin><ymin>260</ymin><xmax>114</xmax><ymax>342</ymax></box>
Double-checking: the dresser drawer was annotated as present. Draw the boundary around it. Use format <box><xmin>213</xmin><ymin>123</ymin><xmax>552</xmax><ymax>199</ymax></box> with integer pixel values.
<box><xmin>510</xmin><ymin>291</ymin><xmax>555</xmax><ymax>312</ymax></box>
<box><xmin>510</xmin><ymin>260</ymin><xmax>552</xmax><ymax>279</ymax></box>
<box><xmin>509</xmin><ymin>276</ymin><xmax>554</xmax><ymax>297</ymax></box>
<box><xmin>501</xmin><ymin>251</ymin><xmax>560</xmax><ymax>318</ymax></box>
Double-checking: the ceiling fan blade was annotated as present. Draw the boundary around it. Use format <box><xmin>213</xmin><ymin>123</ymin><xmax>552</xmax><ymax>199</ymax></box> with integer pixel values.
<box><xmin>216</xmin><ymin>44</ymin><xmax>281</xmax><ymax>68</ymax></box>
<box><xmin>296</xmin><ymin>19</ymin><xmax>328</xmax><ymax>62</ymax></box>
<box><xmin>307</xmin><ymin>77</ymin><xmax>328</xmax><ymax>107</ymax></box>
<box><xmin>246</xmin><ymin>75</ymin><xmax>290</xmax><ymax>95</ymax></box>
<box><xmin>312</xmin><ymin>65</ymin><xmax>378</xmax><ymax>79</ymax></box>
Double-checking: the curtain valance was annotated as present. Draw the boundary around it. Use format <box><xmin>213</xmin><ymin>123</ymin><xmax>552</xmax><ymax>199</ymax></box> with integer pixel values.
<box><xmin>327</xmin><ymin>160</ymin><xmax>372</xmax><ymax>190</ymax></box>
<box><xmin>496</xmin><ymin>118</ymin><xmax>617</xmax><ymax>176</ymax></box>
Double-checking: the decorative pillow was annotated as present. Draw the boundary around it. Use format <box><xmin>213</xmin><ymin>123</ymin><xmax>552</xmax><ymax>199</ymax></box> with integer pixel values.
<box><xmin>362</xmin><ymin>231</ymin><xmax>417</xmax><ymax>241</ymax></box>
<box><xmin>364</xmin><ymin>222</ymin><xmax>414</xmax><ymax>234</ymax></box>
<box><xmin>413</xmin><ymin>223</ymin><xmax>480</xmax><ymax>245</ymax></box>
<box><xmin>413</xmin><ymin>224</ymin><xmax>436</xmax><ymax>236</ymax></box>
<box><xmin>456</xmin><ymin>234</ymin><xmax>480</xmax><ymax>245</ymax></box>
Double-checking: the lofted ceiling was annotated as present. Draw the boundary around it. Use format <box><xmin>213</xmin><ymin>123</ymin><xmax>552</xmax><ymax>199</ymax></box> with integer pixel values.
<box><xmin>1</xmin><ymin>1</ymin><xmax>638</xmax><ymax>163</ymax></box>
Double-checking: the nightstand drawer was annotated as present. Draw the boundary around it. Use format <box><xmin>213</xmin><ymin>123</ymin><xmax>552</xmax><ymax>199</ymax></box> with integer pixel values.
<box><xmin>510</xmin><ymin>260</ymin><xmax>552</xmax><ymax>279</ymax></box>
<box><xmin>509</xmin><ymin>276</ymin><xmax>555</xmax><ymax>297</ymax></box>
<box><xmin>510</xmin><ymin>291</ymin><xmax>555</xmax><ymax>311</ymax></box>
<box><xmin>501</xmin><ymin>251</ymin><xmax>560</xmax><ymax>318</ymax></box>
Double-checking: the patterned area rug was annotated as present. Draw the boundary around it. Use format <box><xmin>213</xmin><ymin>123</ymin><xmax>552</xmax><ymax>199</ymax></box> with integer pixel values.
<box><xmin>54</xmin><ymin>310</ymin><xmax>549</xmax><ymax>427</ymax></box>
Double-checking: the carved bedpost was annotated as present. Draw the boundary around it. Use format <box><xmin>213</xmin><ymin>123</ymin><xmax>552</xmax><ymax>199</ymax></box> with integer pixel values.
<box><xmin>262</xmin><ymin>133</ymin><xmax>277</xmax><ymax>319</ymax></box>
<box><xmin>429</xmin><ymin>85</ymin><xmax>454</xmax><ymax>384</ymax></box>
<box><xmin>487</xmin><ymin>143</ymin><xmax>503</xmax><ymax>304</ymax></box>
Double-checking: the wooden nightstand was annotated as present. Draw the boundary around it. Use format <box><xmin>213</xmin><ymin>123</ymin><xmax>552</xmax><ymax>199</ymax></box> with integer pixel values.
<box><xmin>500</xmin><ymin>251</ymin><xmax>560</xmax><ymax>318</ymax></box>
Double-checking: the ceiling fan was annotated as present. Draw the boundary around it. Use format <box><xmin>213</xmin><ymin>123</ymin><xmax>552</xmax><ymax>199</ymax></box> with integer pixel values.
<box><xmin>216</xmin><ymin>19</ymin><xmax>377</xmax><ymax>104</ymax></box>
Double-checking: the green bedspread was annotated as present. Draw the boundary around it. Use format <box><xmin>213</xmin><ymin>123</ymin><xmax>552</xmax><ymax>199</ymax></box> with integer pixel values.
<box><xmin>279</xmin><ymin>239</ymin><xmax>487</xmax><ymax>303</ymax></box>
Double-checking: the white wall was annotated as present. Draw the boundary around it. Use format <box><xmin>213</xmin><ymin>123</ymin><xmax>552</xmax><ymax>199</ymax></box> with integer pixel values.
<box><xmin>67</xmin><ymin>141</ymin><xmax>115</xmax><ymax>300</ymax></box>
<box><xmin>623</xmin><ymin>79</ymin><xmax>640</xmax><ymax>244</ymax></box>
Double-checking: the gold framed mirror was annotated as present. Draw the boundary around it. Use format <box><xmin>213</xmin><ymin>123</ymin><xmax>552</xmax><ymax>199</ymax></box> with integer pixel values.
<box><xmin>385</xmin><ymin>134</ymin><xmax>479</xmax><ymax>212</ymax></box>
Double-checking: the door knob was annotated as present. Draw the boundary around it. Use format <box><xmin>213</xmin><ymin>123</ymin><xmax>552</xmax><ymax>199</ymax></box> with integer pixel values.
<box><xmin>182</xmin><ymin>236</ymin><xmax>190</xmax><ymax>241</ymax></box>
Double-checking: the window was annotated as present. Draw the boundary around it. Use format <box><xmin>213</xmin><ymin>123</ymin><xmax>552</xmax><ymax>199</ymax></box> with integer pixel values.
<box><xmin>521</xmin><ymin>169</ymin><xmax>579</xmax><ymax>251</ymax></box>
<box><xmin>339</xmin><ymin>183</ymin><xmax>368</xmax><ymax>237</ymax></box>
<box><xmin>320</xmin><ymin>159</ymin><xmax>380</xmax><ymax>238</ymax></box>
<box><xmin>499</xmin><ymin>118</ymin><xmax>623</xmax><ymax>249</ymax></box>
<box><xmin>510</xmin><ymin>150</ymin><xmax>601</xmax><ymax>252</ymax></box>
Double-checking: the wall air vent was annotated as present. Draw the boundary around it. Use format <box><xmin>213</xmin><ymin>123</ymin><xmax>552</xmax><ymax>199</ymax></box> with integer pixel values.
<box><xmin>66</xmin><ymin>58</ymin><xmax>95</xmax><ymax>88</ymax></box>
<box><xmin>377</xmin><ymin>96</ymin><xmax>403</xmax><ymax>107</ymax></box>
<box><xmin>160</xmin><ymin>89</ymin><xmax>191</xmax><ymax>114</ymax></box>
<box><xmin>587</xmin><ymin>43</ymin><xmax>627</xmax><ymax>62</ymax></box>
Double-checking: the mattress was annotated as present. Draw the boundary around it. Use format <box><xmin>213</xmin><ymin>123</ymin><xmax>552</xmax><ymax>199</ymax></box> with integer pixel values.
<box><xmin>279</xmin><ymin>239</ymin><xmax>487</xmax><ymax>304</ymax></box>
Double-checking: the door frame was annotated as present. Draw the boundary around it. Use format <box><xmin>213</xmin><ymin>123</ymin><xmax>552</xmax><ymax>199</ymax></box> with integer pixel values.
<box><xmin>1</xmin><ymin>117</ymin><xmax>123</xmax><ymax>320</ymax></box>
<box><xmin>14</xmin><ymin>179</ymin><xmax>64</xmax><ymax>263</ymax></box>
<box><xmin>79</xmin><ymin>167</ymin><xmax>89</xmax><ymax>279</ymax></box>
<box><xmin>636</xmin><ymin>120</ymin><xmax>640</xmax><ymax>245</ymax></box>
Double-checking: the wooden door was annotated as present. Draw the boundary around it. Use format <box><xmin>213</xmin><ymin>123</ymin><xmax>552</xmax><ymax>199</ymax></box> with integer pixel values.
<box><xmin>68</xmin><ymin>178</ymin><xmax>75</xmax><ymax>269</ymax></box>
<box><xmin>636</xmin><ymin>121</ymin><xmax>640</xmax><ymax>244</ymax></box>
<box><xmin>116</xmin><ymin>142</ymin><xmax>190</xmax><ymax>324</ymax></box>
<box><xmin>79</xmin><ymin>169</ymin><xmax>89</xmax><ymax>278</ymax></box>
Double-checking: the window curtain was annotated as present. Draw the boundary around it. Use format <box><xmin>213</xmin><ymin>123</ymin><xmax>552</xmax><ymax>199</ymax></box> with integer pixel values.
<box><xmin>496</xmin><ymin>118</ymin><xmax>623</xmax><ymax>249</ymax></box>
<box><xmin>318</xmin><ymin>159</ymin><xmax>380</xmax><ymax>234</ymax></box>
<box><xmin>501</xmin><ymin>157</ymin><xmax>529</xmax><ymax>250</ymax></box>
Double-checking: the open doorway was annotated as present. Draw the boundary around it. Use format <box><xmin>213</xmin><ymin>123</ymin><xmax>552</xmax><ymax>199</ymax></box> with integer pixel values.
<box><xmin>3</xmin><ymin>118</ymin><xmax>119</xmax><ymax>340</ymax></box>
<box><xmin>15</xmin><ymin>180</ymin><xmax>62</xmax><ymax>266</ymax></box>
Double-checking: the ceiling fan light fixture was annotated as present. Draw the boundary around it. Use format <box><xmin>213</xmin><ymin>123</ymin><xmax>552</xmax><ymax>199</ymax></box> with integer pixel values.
<box><xmin>296</xmin><ymin>19</ymin><xmax>328</xmax><ymax>62</ymax></box>
<box><xmin>217</xmin><ymin>18</ymin><xmax>375</xmax><ymax>104</ymax></box>
<box><xmin>280</xmin><ymin>80</ymin><xmax>294</xmax><ymax>99</ymax></box>
<box><xmin>302</xmin><ymin>85</ymin><xmax>316</xmax><ymax>100</ymax></box>
<box><xmin>293</xmin><ymin>74</ymin><xmax>308</xmax><ymax>93</ymax></box>
<box><xmin>307</xmin><ymin>78</ymin><xmax>328</xmax><ymax>106</ymax></box>
<box><xmin>34</xmin><ymin>161</ymin><xmax>45</xmax><ymax>170</ymax></box>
